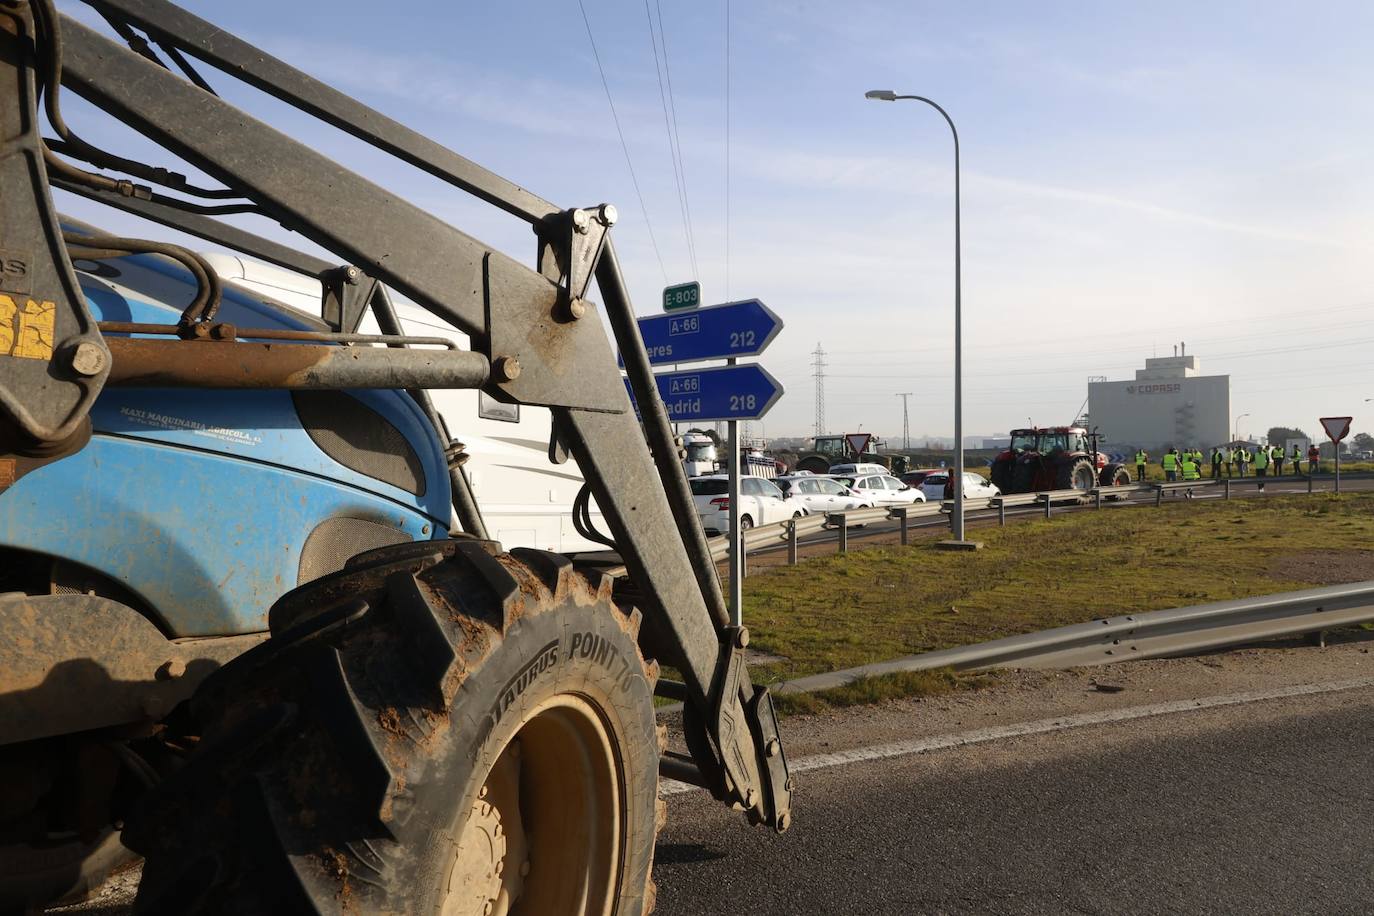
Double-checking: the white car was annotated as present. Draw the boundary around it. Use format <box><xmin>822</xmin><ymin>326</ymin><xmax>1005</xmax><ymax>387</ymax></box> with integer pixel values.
<box><xmin>776</xmin><ymin>474</ymin><xmax>868</xmax><ymax>513</ymax></box>
<box><xmin>837</xmin><ymin>473</ymin><xmax>926</xmax><ymax>506</ymax></box>
<box><xmin>826</xmin><ymin>462</ymin><xmax>888</xmax><ymax>478</ymax></box>
<box><xmin>689</xmin><ymin>475</ymin><xmax>807</xmax><ymax>534</ymax></box>
<box><xmin>918</xmin><ymin>471</ymin><xmax>1001</xmax><ymax>502</ymax></box>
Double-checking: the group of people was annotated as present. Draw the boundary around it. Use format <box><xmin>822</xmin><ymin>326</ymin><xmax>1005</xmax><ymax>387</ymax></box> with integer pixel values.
<box><xmin>1136</xmin><ymin>443</ymin><xmax>1322</xmax><ymax>493</ymax></box>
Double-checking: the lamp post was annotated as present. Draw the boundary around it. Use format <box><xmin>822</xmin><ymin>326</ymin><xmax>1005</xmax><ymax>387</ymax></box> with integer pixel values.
<box><xmin>1233</xmin><ymin>412</ymin><xmax>1249</xmax><ymax>443</ymax></box>
<box><xmin>866</xmin><ymin>88</ymin><xmax>966</xmax><ymax>541</ymax></box>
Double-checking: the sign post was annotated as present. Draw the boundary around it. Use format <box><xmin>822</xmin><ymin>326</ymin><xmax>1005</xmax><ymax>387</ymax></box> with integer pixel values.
<box><xmin>1320</xmin><ymin>416</ymin><xmax>1352</xmax><ymax>493</ymax></box>
<box><xmin>624</xmin><ymin>298</ymin><xmax>784</xmax><ymax>629</ymax></box>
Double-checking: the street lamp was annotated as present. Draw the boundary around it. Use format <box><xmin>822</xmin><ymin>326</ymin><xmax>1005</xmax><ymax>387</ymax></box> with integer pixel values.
<box><xmin>866</xmin><ymin>88</ymin><xmax>966</xmax><ymax>541</ymax></box>
<box><xmin>1233</xmin><ymin>412</ymin><xmax>1249</xmax><ymax>442</ymax></box>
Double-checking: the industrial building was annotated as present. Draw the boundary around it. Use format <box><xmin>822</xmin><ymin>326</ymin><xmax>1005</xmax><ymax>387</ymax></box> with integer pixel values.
<box><xmin>1087</xmin><ymin>349</ymin><xmax>1230</xmax><ymax>450</ymax></box>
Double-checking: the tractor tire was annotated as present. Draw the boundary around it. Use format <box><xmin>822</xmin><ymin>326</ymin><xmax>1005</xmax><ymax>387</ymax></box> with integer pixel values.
<box><xmin>794</xmin><ymin>455</ymin><xmax>830</xmax><ymax>475</ymax></box>
<box><xmin>1010</xmin><ymin>461</ymin><xmax>1036</xmax><ymax>495</ymax></box>
<box><xmin>1100</xmin><ymin>464</ymin><xmax>1131</xmax><ymax>499</ymax></box>
<box><xmin>989</xmin><ymin>460</ymin><xmax>1011</xmax><ymax>493</ymax></box>
<box><xmin>125</xmin><ymin>541</ymin><xmax>663</xmax><ymax>916</ymax></box>
<box><xmin>1056</xmin><ymin>457</ymin><xmax>1097</xmax><ymax>502</ymax></box>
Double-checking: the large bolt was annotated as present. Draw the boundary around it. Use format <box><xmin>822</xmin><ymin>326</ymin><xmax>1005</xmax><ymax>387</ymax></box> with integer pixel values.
<box><xmin>493</xmin><ymin>356</ymin><xmax>522</xmax><ymax>382</ymax></box>
<box><xmin>564</xmin><ymin>298</ymin><xmax>588</xmax><ymax>320</ymax></box>
<box><xmin>344</xmin><ymin>266</ymin><xmax>360</xmax><ymax>284</ymax></box>
<box><xmin>766</xmin><ymin>738</ymin><xmax>780</xmax><ymax>758</ymax></box>
<box><xmin>571</xmin><ymin>209</ymin><xmax>591</xmax><ymax>234</ymax></box>
<box><xmin>598</xmin><ymin>203</ymin><xmax>618</xmax><ymax>226</ymax></box>
<box><xmin>70</xmin><ymin>342</ymin><xmax>107</xmax><ymax>377</ymax></box>
<box><xmin>735</xmin><ymin>626</ymin><xmax>750</xmax><ymax>650</ymax></box>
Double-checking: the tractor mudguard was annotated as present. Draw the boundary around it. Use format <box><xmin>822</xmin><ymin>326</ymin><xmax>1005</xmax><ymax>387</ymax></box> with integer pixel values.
<box><xmin>0</xmin><ymin>592</ymin><xmax>263</xmax><ymax>747</ymax></box>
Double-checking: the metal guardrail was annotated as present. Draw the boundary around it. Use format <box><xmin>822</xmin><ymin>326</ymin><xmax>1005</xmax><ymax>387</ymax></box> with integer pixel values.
<box><xmin>775</xmin><ymin>580</ymin><xmax>1374</xmax><ymax>694</ymax></box>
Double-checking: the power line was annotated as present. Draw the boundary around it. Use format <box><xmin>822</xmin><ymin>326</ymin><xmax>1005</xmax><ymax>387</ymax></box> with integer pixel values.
<box><xmin>577</xmin><ymin>0</ymin><xmax>668</xmax><ymax>283</ymax></box>
<box><xmin>812</xmin><ymin>342</ymin><xmax>827</xmax><ymax>436</ymax></box>
<box><xmin>650</xmin><ymin>0</ymin><xmax>699</xmax><ymax>281</ymax></box>
<box><xmin>896</xmin><ymin>392</ymin><xmax>913</xmax><ymax>449</ymax></box>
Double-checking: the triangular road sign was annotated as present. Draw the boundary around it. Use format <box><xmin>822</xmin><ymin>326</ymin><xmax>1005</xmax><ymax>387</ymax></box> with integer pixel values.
<box><xmin>1320</xmin><ymin>416</ymin><xmax>1353</xmax><ymax>442</ymax></box>
<box><xmin>844</xmin><ymin>432</ymin><xmax>872</xmax><ymax>456</ymax></box>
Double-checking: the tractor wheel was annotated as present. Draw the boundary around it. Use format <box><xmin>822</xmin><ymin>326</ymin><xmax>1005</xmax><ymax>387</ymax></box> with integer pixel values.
<box><xmin>1101</xmin><ymin>464</ymin><xmax>1131</xmax><ymax>499</ymax></box>
<box><xmin>989</xmin><ymin>460</ymin><xmax>1010</xmax><ymax>493</ymax></box>
<box><xmin>1056</xmin><ymin>457</ymin><xmax>1097</xmax><ymax>501</ymax></box>
<box><xmin>125</xmin><ymin>541</ymin><xmax>663</xmax><ymax>916</ymax></box>
<box><xmin>794</xmin><ymin>455</ymin><xmax>830</xmax><ymax>475</ymax></box>
<box><xmin>1010</xmin><ymin>461</ymin><xmax>1036</xmax><ymax>494</ymax></box>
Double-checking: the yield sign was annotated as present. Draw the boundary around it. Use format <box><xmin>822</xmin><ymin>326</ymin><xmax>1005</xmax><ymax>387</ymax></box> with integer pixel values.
<box><xmin>845</xmin><ymin>432</ymin><xmax>872</xmax><ymax>456</ymax></box>
<box><xmin>1320</xmin><ymin>416</ymin><xmax>1353</xmax><ymax>442</ymax></box>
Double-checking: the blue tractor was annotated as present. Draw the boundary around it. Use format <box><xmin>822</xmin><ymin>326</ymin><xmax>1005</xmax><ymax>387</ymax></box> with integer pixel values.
<box><xmin>0</xmin><ymin>3</ymin><xmax>791</xmax><ymax>913</ymax></box>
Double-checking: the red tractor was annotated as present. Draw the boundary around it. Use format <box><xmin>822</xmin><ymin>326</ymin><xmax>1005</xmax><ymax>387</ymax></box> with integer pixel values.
<box><xmin>990</xmin><ymin>426</ymin><xmax>1130</xmax><ymax>496</ymax></box>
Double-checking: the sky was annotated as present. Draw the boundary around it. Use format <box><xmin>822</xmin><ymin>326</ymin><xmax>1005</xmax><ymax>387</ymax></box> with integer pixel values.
<box><xmin>54</xmin><ymin>1</ymin><xmax>1374</xmax><ymax>445</ymax></box>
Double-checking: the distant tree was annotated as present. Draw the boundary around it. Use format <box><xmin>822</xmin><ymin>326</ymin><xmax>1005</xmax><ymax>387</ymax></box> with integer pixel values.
<box><xmin>1267</xmin><ymin>426</ymin><xmax>1309</xmax><ymax>446</ymax></box>
<box><xmin>1352</xmin><ymin>432</ymin><xmax>1374</xmax><ymax>453</ymax></box>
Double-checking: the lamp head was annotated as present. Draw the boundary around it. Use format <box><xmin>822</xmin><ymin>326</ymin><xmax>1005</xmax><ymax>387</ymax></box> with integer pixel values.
<box><xmin>865</xmin><ymin>89</ymin><xmax>897</xmax><ymax>101</ymax></box>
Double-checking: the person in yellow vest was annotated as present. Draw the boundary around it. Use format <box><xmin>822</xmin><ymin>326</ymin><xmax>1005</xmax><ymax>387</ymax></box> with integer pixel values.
<box><xmin>1234</xmin><ymin>445</ymin><xmax>1247</xmax><ymax>477</ymax></box>
<box><xmin>1222</xmin><ymin>446</ymin><xmax>1233</xmax><ymax>476</ymax></box>
<box><xmin>1253</xmin><ymin>444</ymin><xmax>1269</xmax><ymax>490</ymax></box>
<box><xmin>1135</xmin><ymin>448</ymin><xmax>1148</xmax><ymax>483</ymax></box>
<box><xmin>1210</xmin><ymin>446</ymin><xmax>1223</xmax><ymax>479</ymax></box>
<box><xmin>1180</xmin><ymin>451</ymin><xmax>1200</xmax><ymax>497</ymax></box>
<box><xmin>1272</xmin><ymin>444</ymin><xmax>1285</xmax><ymax>477</ymax></box>
<box><xmin>1162</xmin><ymin>448</ymin><xmax>1179</xmax><ymax>483</ymax></box>
<box><xmin>1292</xmin><ymin>444</ymin><xmax>1304</xmax><ymax>474</ymax></box>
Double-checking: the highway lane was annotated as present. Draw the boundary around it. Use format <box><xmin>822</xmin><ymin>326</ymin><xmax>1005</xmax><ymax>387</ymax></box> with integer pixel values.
<box><xmin>653</xmin><ymin>680</ymin><xmax>1374</xmax><ymax>915</ymax></box>
<box><xmin>757</xmin><ymin>476</ymin><xmax>1374</xmax><ymax>559</ymax></box>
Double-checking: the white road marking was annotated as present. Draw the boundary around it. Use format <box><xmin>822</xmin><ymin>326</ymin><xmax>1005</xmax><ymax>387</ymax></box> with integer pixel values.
<box><xmin>660</xmin><ymin>677</ymin><xmax>1374</xmax><ymax>796</ymax></box>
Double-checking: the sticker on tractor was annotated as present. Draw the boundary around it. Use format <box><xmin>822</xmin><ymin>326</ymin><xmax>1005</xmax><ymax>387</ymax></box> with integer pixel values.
<box><xmin>0</xmin><ymin>294</ymin><xmax>56</xmax><ymax>361</ymax></box>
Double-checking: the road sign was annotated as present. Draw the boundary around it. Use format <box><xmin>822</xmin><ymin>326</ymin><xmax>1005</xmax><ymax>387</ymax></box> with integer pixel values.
<box><xmin>662</xmin><ymin>281</ymin><xmax>701</xmax><ymax>312</ymax></box>
<box><xmin>624</xmin><ymin>364</ymin><xmax>783</xmax><ymax>423</ymax></box>
<box><xmin>845</xmin><ymin>432</ymin><xmax>872</xmax><ymax>456</ymax></box>
<box><xmin>623</xmin><ymin>299</ymin><xmax>783</xmax><ymax>367</ymax></box>
<box><xmin>1321</xmin><ymin>416</ymin><xmax>1352</xmax><ymax>441</ymax></box>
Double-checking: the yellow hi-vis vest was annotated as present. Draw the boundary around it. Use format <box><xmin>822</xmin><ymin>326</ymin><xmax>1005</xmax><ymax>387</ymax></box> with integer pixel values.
<box><xmin>1162</xmin><ymin>453</ymin><xmax>1177</xmax><ymax>470</ymax></box>
<box><xmin>1182</xmin><ymin>459</ymin><xmax>1199</xmax><ymax>480</ymax></box>
<box><xmin>1254</xmin><ymin>449</ymin><xmax>1269</xmax><ymax>469</ymax></box>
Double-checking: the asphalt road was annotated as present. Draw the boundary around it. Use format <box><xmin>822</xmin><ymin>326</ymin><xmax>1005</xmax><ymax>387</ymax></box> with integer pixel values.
<box><xmin>653</xmin><ymin>681</ymin><xmax>1374</xmax><ymax>915</ymax></box>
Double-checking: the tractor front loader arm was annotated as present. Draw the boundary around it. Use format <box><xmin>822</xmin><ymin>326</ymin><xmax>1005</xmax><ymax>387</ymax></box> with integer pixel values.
<box><xmin>12</xmin><ymin>2</ymin><xmax>789</xmax><ymax>829</ymax></box>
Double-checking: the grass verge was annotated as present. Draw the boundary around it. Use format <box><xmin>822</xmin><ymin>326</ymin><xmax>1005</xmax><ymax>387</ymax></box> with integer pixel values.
<box><xmin>772</xmin><ymin>667</ymin><xmax>990</xmax><ymax>716</ymax></box>
<box><xmin>743</xmin><ymin>493</ymin><xmax>1374</xmax><ymax>694</ymax></box>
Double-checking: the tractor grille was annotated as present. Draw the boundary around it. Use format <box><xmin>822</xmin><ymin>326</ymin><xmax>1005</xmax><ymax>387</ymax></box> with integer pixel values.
<box><xmin>298</xmin><ymin>516</ymin><xmax>413</xmax><ymax>585</ymax></box>
<box><xmin>292</xmin><ymin>390</ymin><xmax>426</xmax><ymax>496</ymax></box>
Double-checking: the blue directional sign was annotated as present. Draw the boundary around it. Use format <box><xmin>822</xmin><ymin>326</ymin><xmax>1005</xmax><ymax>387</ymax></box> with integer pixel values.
<box><xmin>625</xmin><ymin>364</ymin><xmax>783</xmax><ymax>422</ymax></box>
<box><xmin>620</xmin><ymin>299</ymin><xmax>783</xmax><ymax>367</ymax></box>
